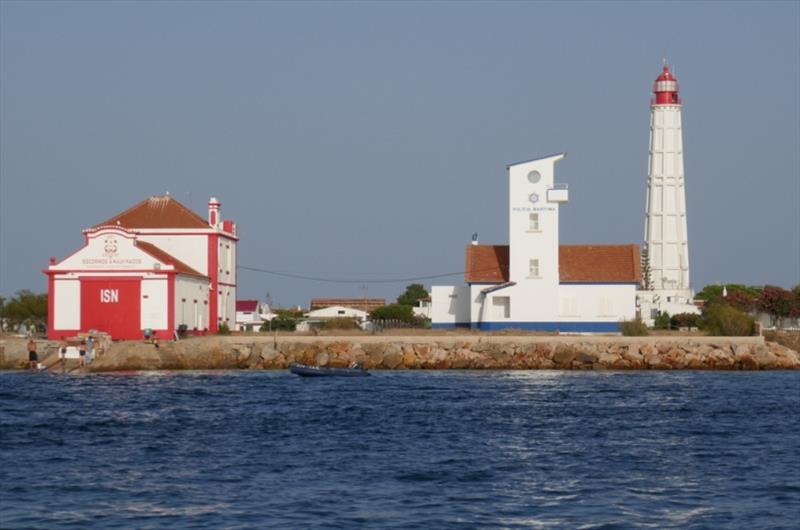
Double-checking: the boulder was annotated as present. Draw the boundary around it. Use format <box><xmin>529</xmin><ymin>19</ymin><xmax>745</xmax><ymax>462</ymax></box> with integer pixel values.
<box><xmin>383</xmin><ymin>344</ymin><xmax>404</xmax><ymax>369</ymax></box>
<box><xmin>402</xmin><ymin>351</ymin><xmax>417</xmax><ymax>368</ymax></box>
<box><xmin>640</xmin><ymin>344</ymin><xmax>656</xmax><ymax>357</ymax></box>
<box><xmin>735</xmin><ymin>353</ymin><xmax>759</xmax><ymax>370</ymax></box>
<box><xmin>552</xmin><ymin>345</ymin><xmax>578</xmax><ymax>366</ymax></box>
<box><xmin>733</xmin><ymin>343</ymin><xmax>751</xmax><ymax>357</ymax></box>
<box><xmin>685</xmin><ymin>353</ymin><xmax>705</xmax><ymax>369</ymax></box>
<box><xmin>451</xmin><ymin>352</ymin><xmax>472</xmax><ymax>369</ymax></box>
<box><xmin>644</xmin><ymin>352</ymin><xmax>664</xmax><ymax>369</ymax></box>
<box><xmin>413</xmin><ymin>344</ymin><xmax>431</xmax><ymax>357</ymax></box>
<box><xmin>664</xmin><ymin>348</ymin><xmax>686</xmax><ymax>368</ymax></box>
<box><xmin>327</xmin><ymin>341</ymin><xmax>352</xmax><ymax>356</ymax></box>
<box><xmin>578</xmin><ymin>351</ymin><xmax>598</xmax><ymax>364</ymax></box>
<box><xmin>597</xmin><ymin>352</ymin><xmax>620</xmax><ymax>367</ymax></box>
<box><xmin>315</xmin><ymin>351</ymin><xmax>330</xmax><ymax>367</ymax></box>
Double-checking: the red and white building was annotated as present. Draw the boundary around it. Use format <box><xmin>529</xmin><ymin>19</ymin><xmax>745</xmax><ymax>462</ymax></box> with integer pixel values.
<box><xmin>45</xmin><ymin>196</ymin><xmax>237</xmax><ymax>340</ymax></box>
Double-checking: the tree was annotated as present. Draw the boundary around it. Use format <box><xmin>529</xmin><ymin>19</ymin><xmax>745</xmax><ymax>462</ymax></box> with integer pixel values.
<box><xmin>2</xmin><ymin>290</ymin><xmax>48</xmax><ymax>330</ymax></box>
<box><xmin>671</xmin><ymin>312</ymin><xmax>700</xmax><ymax>329</ymax></box>
<box><xmin>756</xmin><ymin>286</ymin><xmax>794</xmax><ymax>328</ymax></box>
<box><xmin>791</xmin><ymin>287</ymin><xmax>800</xmax><ymax>319</ymax></box>
<box><xmin>725</xmin><ymin>290</ymin><xmax>756</xmax><ymax>312</ymax></box>
<box><xmin>695</xmin><ymin>283</ymin><xmax>760</xmax><ymax>304</ymax></box>
<box><xmin>370</xmin><ymin>304</ymin><xmax>415</xmax><ymax>323</ymax></box>
<box><xmin>701</xmin><ymin>303</ymin><xmax>755</xmax><ymax>336</ymax></box>
<box><xmin>653</xmin><ymin>311</ymin><xmax>671</xmax><ymax>330</ymax></box>
<box><xmin>397</xmin><ymin>283</ymin><xmax>429</xmax><ymax>307</ymax></box>
<box><xmin>640</xmin><ymin>248</ymin><xmax>652</xmax><ymax>290</ymax></box>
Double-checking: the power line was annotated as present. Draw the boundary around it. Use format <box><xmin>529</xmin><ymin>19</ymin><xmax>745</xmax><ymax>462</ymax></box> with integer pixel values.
<box><xmin>237</xmin><ymin>265</ymin><xmax>485</xmax><ymax>284</ymax></box>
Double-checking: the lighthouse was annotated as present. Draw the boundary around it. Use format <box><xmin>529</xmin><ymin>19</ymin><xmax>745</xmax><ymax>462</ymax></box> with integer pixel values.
<box><xmin>639</xmin><ymin>64</ymin><xmax>698</xmax><ymax>321</ymax></box>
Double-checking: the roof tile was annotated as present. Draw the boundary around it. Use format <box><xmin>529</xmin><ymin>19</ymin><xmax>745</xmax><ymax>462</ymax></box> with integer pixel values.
<box><xmin>95</xmin><ymin>196</ymin><xmax>209</xmax><ymax>229</ymax></box>
<box><xmin>464</xmin><ymin>244</ymin><xmax>641</xmax><ymax>284</ymax></box>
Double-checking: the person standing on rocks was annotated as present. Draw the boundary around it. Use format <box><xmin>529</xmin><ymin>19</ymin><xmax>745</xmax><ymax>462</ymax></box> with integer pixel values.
<box><xmin>27</xmin><ymin>338</ymin><xmax>38</xmax><ymax>370</ymax></box>
<box><xmin>78</xmin><ymin>340</ymin><xmax>87</xmax><ymax>370</ymax></box>
<box><xmin>59</xmin><ymin>339</ymin><xmax>68</xmax><ymax>373</ymax></box>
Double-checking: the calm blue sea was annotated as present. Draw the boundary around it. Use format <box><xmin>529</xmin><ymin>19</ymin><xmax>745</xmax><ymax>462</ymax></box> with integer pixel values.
<box><xmin>1</xmin><ymin>370</ymin><xmax>798</xmax><ymax>529</ymax></box>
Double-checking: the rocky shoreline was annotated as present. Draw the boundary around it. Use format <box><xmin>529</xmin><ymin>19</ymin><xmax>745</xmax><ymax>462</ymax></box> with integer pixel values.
<box><xmin>1</xmin><ymin>335</ymin><xmax>798</xmax><ymax>371</ymax></box>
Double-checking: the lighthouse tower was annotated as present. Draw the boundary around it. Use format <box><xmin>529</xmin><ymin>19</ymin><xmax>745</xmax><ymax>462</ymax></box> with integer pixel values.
<box><xmin>639</xmin><ymin>64</ymin><xmax>697</xmax><ymax>321</ymax></box>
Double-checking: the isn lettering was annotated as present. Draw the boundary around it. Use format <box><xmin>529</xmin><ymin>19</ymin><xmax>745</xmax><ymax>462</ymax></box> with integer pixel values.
<box><xmin>100</xmin><ymin>289</ymin><xmax>119</xmax><ymax>303</ymax></box>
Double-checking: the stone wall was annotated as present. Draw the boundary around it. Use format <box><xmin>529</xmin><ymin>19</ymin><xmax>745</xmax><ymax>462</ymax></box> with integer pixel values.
<box><xmin>2</xmin><ymin>335</ymin><xmax>798</xmax><ymax>371</ymax></box>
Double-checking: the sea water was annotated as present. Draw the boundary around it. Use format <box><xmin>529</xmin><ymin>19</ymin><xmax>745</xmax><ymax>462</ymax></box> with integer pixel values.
<box><xmin>1</xmin><ymin>370</ymin><xmax>798</xmax><ymax>529</ymax></box>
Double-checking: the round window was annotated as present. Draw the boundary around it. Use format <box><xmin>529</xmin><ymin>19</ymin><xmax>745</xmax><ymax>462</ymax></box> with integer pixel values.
<box><xmin>527</xmin><ymin>170</ymin><xmax>541</xmax><ymax>184</ymax></box>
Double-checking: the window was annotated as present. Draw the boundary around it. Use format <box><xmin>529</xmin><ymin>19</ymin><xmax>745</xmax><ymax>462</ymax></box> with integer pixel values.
<box><xmin>529</xmin><ymin>213</ymin><xmax>539</xmax><ymax>231</ymax></box>
<box><xmin>529</xmin><ymin>259</ymin><xmax>540</xmax><ymax>277</ymax></box>
<box><xmin>492</xmin><ymin>296</ymin><xmax>510</xmax><ymax>319</ymax></box>
<box><xmin>337</xmin><ymin>310</ymin><xmax>345</xmax><ymax>315</ymax></box>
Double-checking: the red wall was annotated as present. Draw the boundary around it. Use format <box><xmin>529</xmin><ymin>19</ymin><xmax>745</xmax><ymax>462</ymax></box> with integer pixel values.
<box><xmin>80</xmin><ymin>278</ymin><xmax>142</xmax><ymax>340</ymax></box>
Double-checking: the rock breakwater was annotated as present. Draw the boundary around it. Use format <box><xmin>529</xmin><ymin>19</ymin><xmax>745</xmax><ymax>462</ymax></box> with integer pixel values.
<box><xmin>2</xmin><ymin>335</ymin><xmax>797</xmax><ymax>371</ymax></box>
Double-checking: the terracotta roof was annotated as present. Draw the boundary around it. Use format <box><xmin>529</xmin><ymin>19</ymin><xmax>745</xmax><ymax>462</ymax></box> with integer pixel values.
<box><xmin>464</xmin><ymin>244</ymin><xmax>642</xmax><ymax>284</ymax></box>
<box><xmin>236</xmin><ymin>300</ymin><xmax>259</xmax><ymax>312</ymax></box>
<box><xmin>559</xmin><ymin>244</ymin><xmax>641</xmax><ymax>283</ymax></box>
<box><xmin>310</xmin><ymin>298</ymin><xmax>386</xmax><ymax>312</ymax></box>
<box><xmin>464</xmin><ymin>245</ymin><xmax>509</xmax><ymax>283</ymax></box>
<box><xmin>134</xmin><ymin>240</ymin><xmax>207</xmax><ymax>278</ymax></box>
<box><xmin>94</xmin><ymin>196</ymin><xmax>209</xmax><ymax>229</ymax></box>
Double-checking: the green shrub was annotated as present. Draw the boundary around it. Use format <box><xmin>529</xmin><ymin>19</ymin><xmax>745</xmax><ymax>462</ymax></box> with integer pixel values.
<box><xmin>671</xmin><ymin>312</ymin><xmax>700</xmax><ymax>329</ymax></box>
<box><xmin>217</xmin><ymin>322</ymin><xmax>231</xmax><ymax>335</ymax></box>
<box><xmin>702</xmin><ymin>303</ymin><xmax>755</xmax><ymax>336</ymax></box>
<box><xmin>322</xmin><ymin>317</ymin><xmax>359</xmax><ymax>330</ymax></box>
<box><xmin>370</xmin><ymin>303</ymin><xmax>415</xmax><ymax>323</ymax></box>
<box><xmin>620</xmin><ymin>317</ymin><xmax>649</xmax><ymax>336</ymax></box>
<box><xmin>653</xmin><ymin>311</ymin><xmax>671</xmax><ymax>330</ymax></box>
<box><xmin>261</xmin><ymin>317</ymin><xmax>296</xmax><ymax>332</ymax></box>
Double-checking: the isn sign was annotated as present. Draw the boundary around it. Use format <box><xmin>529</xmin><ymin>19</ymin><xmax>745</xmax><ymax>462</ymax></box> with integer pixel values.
<box><xmin>100</xmin><ymin>289</ymin><xmax>119</xmax><ymax>303</ymax></box>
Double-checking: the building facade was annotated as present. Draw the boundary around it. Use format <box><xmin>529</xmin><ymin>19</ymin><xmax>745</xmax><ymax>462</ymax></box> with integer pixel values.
<box><xmin>431</xmin><ymin>154</ymin><xmax>641</xmax><ymax>332</ymax></box>
<box><xmin>45</xmin><ymin>196</ymin><xmax>237</xmax><ymax>340</ymax></box>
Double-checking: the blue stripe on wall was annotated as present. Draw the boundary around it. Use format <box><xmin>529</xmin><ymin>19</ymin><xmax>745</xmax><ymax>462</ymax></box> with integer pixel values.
<box><xmin>431</xmin><ymin>323</ymin><xmax>471</xmax><ymax>329</ymax></box>
<box><xmin>432</xmin><ymin>322</ymin><xmax>621</xmax><ymax>332</ymax></box>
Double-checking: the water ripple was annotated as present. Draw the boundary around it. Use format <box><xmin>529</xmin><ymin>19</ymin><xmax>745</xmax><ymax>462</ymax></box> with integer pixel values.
<box><xmin>1</xmin><ymin>370</ymin><xmax>798</xmax><ymax>528</ymax></box>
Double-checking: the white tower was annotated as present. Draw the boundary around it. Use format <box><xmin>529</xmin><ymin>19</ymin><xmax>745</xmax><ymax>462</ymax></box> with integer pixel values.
<box><xmin>642</xmin><ymin>64</ymin><xmax>693</xmax><ymax>308</ymax></box>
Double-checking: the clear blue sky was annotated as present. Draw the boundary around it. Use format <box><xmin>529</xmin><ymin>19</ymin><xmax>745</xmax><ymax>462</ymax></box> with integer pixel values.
<box><xmin>1</xmin><ymin>1</ymin><xmax>798</xmax><ymax>307</ymax></box>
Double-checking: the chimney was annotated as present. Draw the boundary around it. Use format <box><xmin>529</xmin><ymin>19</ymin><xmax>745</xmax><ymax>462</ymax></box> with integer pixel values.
<box><xmin>208</xmin><ymin>197</ymin><xmax>221</xmax><ymax>227</ymax></box>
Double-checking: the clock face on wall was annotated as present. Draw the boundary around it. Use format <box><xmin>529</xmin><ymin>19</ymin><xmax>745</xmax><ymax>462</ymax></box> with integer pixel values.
<box><xmin>527</xmin><ymin>170</ymin><xmax>541</xmax><ymax>184</ymax></box>
<box><xmin>529</xmin><ymin>192</ymin><xmax>539</xmax><ymax>204</ymax></box>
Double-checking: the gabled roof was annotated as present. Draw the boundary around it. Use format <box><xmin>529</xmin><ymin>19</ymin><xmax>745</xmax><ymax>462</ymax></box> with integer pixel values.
<box><xmin>94</xmin><ymin>196</ymin><xmax>209</xmax><ymax>230</ymax></box>
<box><xmin>236</xmin><ymin>300</ymin><xmax>259</xmax><ymax>312</ymax></box>
<box><xmin>465</xmin><ymin>245</ymin><xmax>509</xmax><ymax>283</ymax></box>
<box><xmin>134</xmin><ymin>240</ymin><xmax>207</xmax><ymax>278</ymax></box>
<box><xmin>559</xmin><ymin>244</ymin><xmax>641</xmax><ymax>283</ymax></box>
<box><xmin>464</xmin><ymin>244</ymin><xmax>642</xmax><ymax>284</ymax></box>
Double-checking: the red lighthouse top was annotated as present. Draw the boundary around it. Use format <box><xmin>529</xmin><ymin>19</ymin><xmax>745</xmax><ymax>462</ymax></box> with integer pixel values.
<box><xmin>652</xmin><ymin>64</ymin><xmax>680</xmax><ymax>105</ymax></box>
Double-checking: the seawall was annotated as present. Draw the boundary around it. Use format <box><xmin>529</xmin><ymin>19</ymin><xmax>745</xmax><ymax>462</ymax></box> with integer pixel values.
<box><xmin>2</xmin><ymin>335</ymin><xmax>798</xmax><ymax>371</ymax></box>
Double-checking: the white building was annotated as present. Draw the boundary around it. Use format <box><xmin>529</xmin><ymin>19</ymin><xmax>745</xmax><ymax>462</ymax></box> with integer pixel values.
<box><xmin>235</xmin><ymin>300</ymin><xmax>275</xmax><ymax>331</ymax></box>
<box><xmin>432</xmin><ymin>153</ymin><xmax>641</xmax><ymax>332</ymax></box>
<box><xmin>413</xmin><ymin>296</ymin><xmax>432</xmax><ymax>319</ymax></box>
<box><xmin>305</xmin><ymin>305</ymin><xmax>369</xmax><ymax>321</ymax></box>
<box><xmin>638</xmin><ymin>64</ymin><xmax>700</xmax><ymax>322</ymax></box>
<box><xmin>45</xmin><ymin>196</ymin><xmax>237</xmax><ymax>340</ymax></box>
